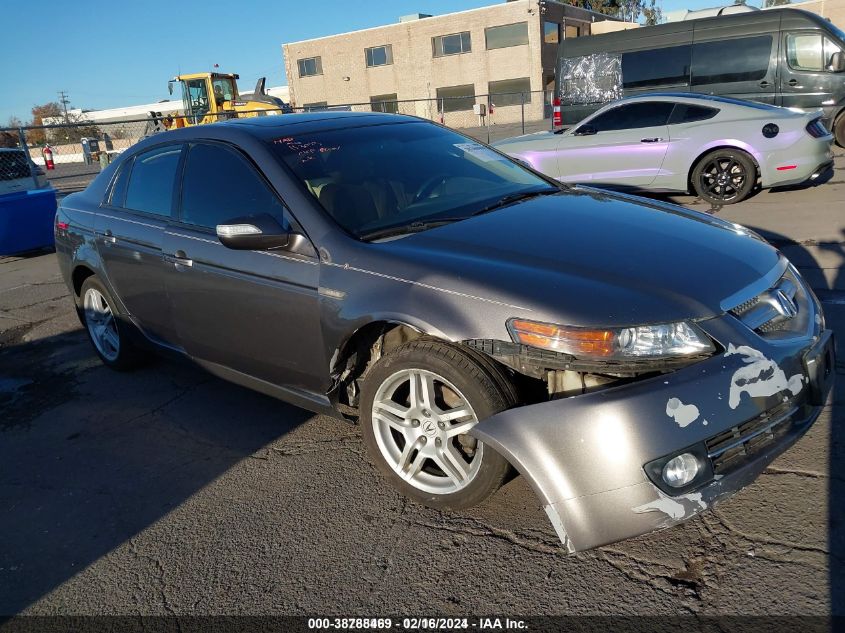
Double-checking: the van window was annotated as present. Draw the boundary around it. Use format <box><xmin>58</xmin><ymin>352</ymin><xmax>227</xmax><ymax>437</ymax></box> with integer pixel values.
<box><xmin>622</xmin><ymin>45</ymin><xmax>691</xmax><ymax>89</ymax></box>
<box><xmin>586</xmin><ymin>101</ymin><xmax>674</xmax><ymax>132</ymax></box>
<box><xmin>691</xmin><ymin>35</ymin><xmax>772</xmax><ymax>85</ymax></box>
<box><xmin>786</xmin><ymin>33</ymin><xmax>845</xmax><ymax>72</ymax></box>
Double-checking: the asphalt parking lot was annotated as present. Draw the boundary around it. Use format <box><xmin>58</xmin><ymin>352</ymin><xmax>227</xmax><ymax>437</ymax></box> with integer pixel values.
<box><xmin>1</xmin><ymin>151</ymin><xmax>844</xmax><ymax>617</ymax></box>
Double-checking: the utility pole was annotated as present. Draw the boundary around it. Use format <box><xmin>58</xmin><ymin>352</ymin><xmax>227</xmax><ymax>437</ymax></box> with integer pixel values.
<box><xmin>58</xmin><ymin>90</ymin><xmax>70</xmax><ymax>123</ymax></box>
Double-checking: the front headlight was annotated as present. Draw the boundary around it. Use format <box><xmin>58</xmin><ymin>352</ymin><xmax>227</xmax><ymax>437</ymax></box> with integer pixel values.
<box><xmin>507</xmin><ymin>318</ymin><xmax>715</xmax><ymax>361</ymax></box>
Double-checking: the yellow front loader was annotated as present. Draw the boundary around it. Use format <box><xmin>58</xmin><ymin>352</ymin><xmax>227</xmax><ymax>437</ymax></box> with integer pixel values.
<box><xmin>148</xmin><ymin>72</ymin><xmax>290</xmax><ymax>132</ymax></box>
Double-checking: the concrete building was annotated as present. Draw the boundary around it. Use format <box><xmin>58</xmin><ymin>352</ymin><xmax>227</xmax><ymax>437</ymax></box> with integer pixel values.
<box><xmin>282</xmin><ymin>0</ymin><xmax>619</xmax><ymax>124</ymax></box>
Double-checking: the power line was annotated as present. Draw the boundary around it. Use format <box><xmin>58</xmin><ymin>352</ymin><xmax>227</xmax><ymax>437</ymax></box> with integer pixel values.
<box><xmin>58</xmin><ymin>90</ymin><xmax>70</xmax><ymax>123</ymax></box>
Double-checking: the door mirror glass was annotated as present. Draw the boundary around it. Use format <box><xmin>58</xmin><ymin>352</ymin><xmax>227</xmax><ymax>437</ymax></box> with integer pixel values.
<box><xmin>574</xmin><ymin>124</ymin><xmax>597</xmax><ymax>136</ymax></box>
<box><xmin>829</xmin><ymin>51</ymin><xmax>845</xmax><ymax>72</ymax></box>
<box><xmin>216</xmin><ymin>213</ymin><xmax>300</xmax><ymax>251</ymax></box>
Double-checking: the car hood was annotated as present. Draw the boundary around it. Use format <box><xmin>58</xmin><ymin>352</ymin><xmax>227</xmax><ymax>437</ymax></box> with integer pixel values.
<box><xmin>376</xmin><ymin>189</ymin><xmax>780</xmax><ymax>327</ymax></box>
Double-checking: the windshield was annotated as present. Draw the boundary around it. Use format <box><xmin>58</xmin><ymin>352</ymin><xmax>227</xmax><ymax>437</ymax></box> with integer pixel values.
<box><xmin>269</xmin><ymin>121</ymin><xmax>557</xmax><ymax>239</ymax></box>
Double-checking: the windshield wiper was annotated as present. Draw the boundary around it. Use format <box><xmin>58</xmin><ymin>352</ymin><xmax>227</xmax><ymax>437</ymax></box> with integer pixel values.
<box><xmin>359</xmin><ymin>219</ymin><xmax>460</xmax><ymax>242</ymax></box>
<box><xmin>470</xmin><ymin>188</ymin><xmax>558</xmax><ymax>217</ymax></box>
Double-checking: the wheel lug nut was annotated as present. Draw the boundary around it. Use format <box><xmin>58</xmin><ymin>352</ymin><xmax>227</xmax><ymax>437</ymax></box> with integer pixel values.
<box><xmin>438</xmin><ymin>421</ymin><xmax>445</xmax><ymax>429</ymax></box>
<box><xmin>435</xmin><ymin>438</ymin><xmax>442</xmax><ymax>447</ymax></box>
<box><xmin>422</xmin><ymin>409</ymin><xmax>431</xmax><ymax>417</ymax></box>
<box><xmin>411</xmin><ymin>419</ymin><xmax>420</xmax><ymax>427</ymax></box>
<box><xmin>420</xmin><ymin>436</ymin><xmax>427</xmax><ymax>445</ymax></box>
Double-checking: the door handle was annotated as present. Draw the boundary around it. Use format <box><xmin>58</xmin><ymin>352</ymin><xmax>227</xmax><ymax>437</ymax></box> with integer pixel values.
<box><xmin>641</xmin><ymin>137</ymin><xmax>663</xmax><ymax>143</ymax></box>
<box><xmin>787</xmin><ymin>79</ymin><xmax>799</xmax><ymax>87</ymax></box>
<box><xmin>103</xmin><ymin>229</ymin><xmax>116</xmax><ymax>245</ymax></box>
<box><xmin>759</xmin><ymin>80</ymin><xmax>772</xmax><ymax>88</ymax></box>
<box><xmin>164</xmin><ymin>251</ymin><xmax>193</xmax><ymax>268</ymax></box>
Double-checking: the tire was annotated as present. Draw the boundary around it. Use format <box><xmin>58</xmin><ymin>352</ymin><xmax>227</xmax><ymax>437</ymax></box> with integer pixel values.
<box><xmin>691</xmin><ymin>149</ymin><xmax>756</xmax><ymax>205</ymax></box>
<box><xmin>834</xmin><ymin>114</ymin><xmax>845</xmax><ymax>149</ymax></box>
<box><xmin>360</xmin><ymin>339</ymin><xmax>517</xmax><ymax>510</ymax></box>
<box><xmin>79</xmin><ymin>276</ymin><xmax>147</xmax><ymax>371</ymax></box>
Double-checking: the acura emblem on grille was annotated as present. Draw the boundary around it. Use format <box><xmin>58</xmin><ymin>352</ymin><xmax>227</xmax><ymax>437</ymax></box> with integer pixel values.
<box><xmin>772</xmin><ymin>288</ymin><xmax>798</xmax><ymax>319</ymax></box>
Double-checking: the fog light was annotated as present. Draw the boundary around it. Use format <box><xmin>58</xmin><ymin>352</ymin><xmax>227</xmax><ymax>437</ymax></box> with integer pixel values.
<box><xmin>662</xmin><ymin>453</ymin><xmax>699</xmax><ymax>488</ymax></box>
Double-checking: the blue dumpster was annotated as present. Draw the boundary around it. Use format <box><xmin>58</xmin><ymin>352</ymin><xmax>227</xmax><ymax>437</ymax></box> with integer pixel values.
<box><xmin>0</xmin><ymin>189</ymin><xmax>58</xmax><ymax>255</ymax></box>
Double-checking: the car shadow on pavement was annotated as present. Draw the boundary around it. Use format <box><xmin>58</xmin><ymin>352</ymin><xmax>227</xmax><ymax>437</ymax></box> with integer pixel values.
<box><xmin>0</xmin><ymin>327</ymin><xmax>313</xmax><ymax>615</ymax></box>
<box><xmin>743</xmin><ymin>225</ymin><xmax>845</xmax><ymax>618</ymax></box>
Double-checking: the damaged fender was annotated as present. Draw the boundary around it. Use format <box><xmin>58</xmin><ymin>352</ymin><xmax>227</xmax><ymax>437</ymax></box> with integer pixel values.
<box><xmin>469</xmin><ymin>314</ymin><xmax>832</xmax><ymax>553</ymax></box>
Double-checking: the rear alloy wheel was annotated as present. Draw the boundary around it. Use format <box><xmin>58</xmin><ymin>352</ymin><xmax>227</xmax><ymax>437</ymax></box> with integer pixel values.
<box><xmin>80</xmin><ymin>276</ymin><xmax>146</xmax><ymax>370</ymax></box>
<box><xmin>692</xmin><ymin>149</ymin><xmax>756</xmax><ymax>205</ymax></box>
<box><xmin>360</xmin><ymin>340</ymin><xmax>516</xmax><ymax>509</ymax></box>
<box><xmin>834</xmin><ymin>114</ymin><xmax>845</xmax><ymax>148</ymax></box>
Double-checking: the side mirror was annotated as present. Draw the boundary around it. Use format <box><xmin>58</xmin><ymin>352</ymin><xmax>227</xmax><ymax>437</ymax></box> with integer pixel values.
<box><xmin>573</xmin><ymin>124</ymin><xmax>597</xmax><ymax>136</ymax></box>
<box><xmin>828</xmin><ymin>51</ymin><xmax>845</xmax><ymax>72</ymax></box>
<box><xmin>216</xmin><ymin>213</ymin><xmax>306</xmax><ymax>252</ymax></box>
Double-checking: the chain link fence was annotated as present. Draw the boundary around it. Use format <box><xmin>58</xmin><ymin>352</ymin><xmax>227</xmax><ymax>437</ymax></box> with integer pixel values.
<box><xmin>0</xmin><ymin>90</ymin><xmax>556</xmax><ymax>195</ymax></box>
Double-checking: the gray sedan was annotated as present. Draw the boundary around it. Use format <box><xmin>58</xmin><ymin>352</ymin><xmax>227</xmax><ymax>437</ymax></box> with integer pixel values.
<box><xmin>55</xmin><ymin>112</ymin><xmax>834</xmax><ymax>552</ymax></box>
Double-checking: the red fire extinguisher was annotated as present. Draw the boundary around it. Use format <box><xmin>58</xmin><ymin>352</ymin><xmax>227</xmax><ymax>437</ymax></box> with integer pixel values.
<box><xmin>552</xmin><ymin>98</ymin><xmax>562</xmax><ymax>128</ymax></box>
<box><xmin>43</xmin><ymin>146</ymin><xmax>55</xmax><ymax>171</ymax></box>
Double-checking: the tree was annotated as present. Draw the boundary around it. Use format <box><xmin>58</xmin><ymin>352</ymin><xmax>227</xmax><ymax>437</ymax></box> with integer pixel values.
<box><xmin>47</xmin><ymin>110</ymin><xmax>101</xmax><ymax>145</ymax></box>
<box><xmin>565</xmin><ymin>0</ymin><xmax>662</xmax><ymax>24</ymax></box>
<box><xmin>28</xmin><ymin>102</ymin><xmax>63</xmax><ymax>145</ymax></box>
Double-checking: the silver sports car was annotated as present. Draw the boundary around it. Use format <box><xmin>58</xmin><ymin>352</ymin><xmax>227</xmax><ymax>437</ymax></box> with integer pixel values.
<box><xmin>494</xmin><ymin>93</ymin><xmax>834</xmax><ymax>204</ymax></box>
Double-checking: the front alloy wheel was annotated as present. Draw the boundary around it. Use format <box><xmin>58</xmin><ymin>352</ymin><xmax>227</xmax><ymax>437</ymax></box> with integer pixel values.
<box><xmin>360</xmin><ymin>339</ymin><xmax>516</xmax><ymax>509</ymax></box>
<box><xmin>372</xmin><ymin>369</ymin><xmax>483</xmax><ymax>495</ymax></box>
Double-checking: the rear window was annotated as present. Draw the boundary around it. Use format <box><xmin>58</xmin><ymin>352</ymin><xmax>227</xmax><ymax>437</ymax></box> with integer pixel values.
<box><xmin>622</xmin><ymin>45</ymin><xmax>691</xmax><ymax>89</ymax></box>
<box><xmin>0</xmin><ymin>151</ymin><xmax>32</xmax><ymax>181</ymax></box>
<box><xmin>124</xmin><ymin>145</ymin><xmax>182</xmax><ymax>216</ymax></box>
<box><xmin>691</xmin><ymin>35</ymin><xmax>773</xmax><ymax>85</ymax></box>
<box><xmin>669</xmin><ymin>103</ymin><xmax>719</xmax><ymax>124</ymax></box>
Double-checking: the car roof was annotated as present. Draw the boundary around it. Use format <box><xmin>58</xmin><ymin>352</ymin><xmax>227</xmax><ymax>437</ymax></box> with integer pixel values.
<box><xmin>220</xmin><ymin>111</ymin><xmax>420</xmax><ymax>139</ymax></box>
<box><xmin>615</xmin><ymin>92</ymin><xmax>785</xmax><ymax>112</ymax></box>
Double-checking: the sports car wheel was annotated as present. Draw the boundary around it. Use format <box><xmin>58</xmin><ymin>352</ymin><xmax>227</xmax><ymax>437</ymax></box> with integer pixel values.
<box><xmin>692</xmin><ymin>149</ymin><xmax>756</xmax><ymax>205</ymax></box>
<box><xmin>834</xmin><ymin>114</ymin><xmax>845</xmax><ymax>148</ymax></box>
<box><xmin>360</xmin><ymin>339</ymin><xmax>516</xmax><ymax>509</ymax></box>
<box><xmin>80</xmin><ymin>276</ymin><xmax>146</xmax><ymax>370</ymax></box>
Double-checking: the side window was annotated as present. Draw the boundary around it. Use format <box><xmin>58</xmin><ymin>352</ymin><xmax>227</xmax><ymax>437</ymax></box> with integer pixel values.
<box><xmin>585</xmin><ymin>102</ymin><xmax>674</xmax><ymax>132</ymax></box>
<box><xmin>691</xmin><ymin>35</ymin><xmax>773</xmax><ymax>85</ymax></box>
<box><xmin>124</xmin><ymin>145</ymin><xmax>182</xmax><ymax>216</ymax></box>
<box><xmin>786</xmin><ymin>33</ymin><xmax>844</xmax><ymax>72</ymax></box>
<box><xmin>180</xmin><ymin>143</ymin><xmax>289</xmax><ymax>230</ymax></box>
<box><xmin>622</xmin><ymin>45</ymin><xmax>691</xmax><ymax>89</ymax></box>
<box><xmin>668</xmin><ymin>103</ymin><xmax>719</xmax><ymax>125</ymax></box>
<box><xmin>107</xmin><ymin>157</ymin><xmax>133</xmax><ymax>207</ymax></box>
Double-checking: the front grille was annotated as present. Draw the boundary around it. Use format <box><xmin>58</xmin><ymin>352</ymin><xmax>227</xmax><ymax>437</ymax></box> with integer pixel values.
<box><xmin>705</xmin><ymin>402</ymin><xmax>797</xmax><ymax>474</ymax></box>
<box><xmin>728</xmin><ymin>266</ymin><xmax>815</xmax><ymax>341</ymax></box>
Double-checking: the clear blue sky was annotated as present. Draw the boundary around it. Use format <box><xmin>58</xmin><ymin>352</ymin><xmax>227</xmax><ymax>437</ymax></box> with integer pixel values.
<box><xmin>0</xmin><ymin>0</ymin><xmax>758</xmax><ymax>124</ymax></box>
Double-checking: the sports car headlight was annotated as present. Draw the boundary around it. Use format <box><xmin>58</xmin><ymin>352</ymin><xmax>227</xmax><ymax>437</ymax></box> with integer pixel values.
<box><xmin>507</xmin><ymin>318</ymin><xmax>715</xmax><ymax>361</ymax></box>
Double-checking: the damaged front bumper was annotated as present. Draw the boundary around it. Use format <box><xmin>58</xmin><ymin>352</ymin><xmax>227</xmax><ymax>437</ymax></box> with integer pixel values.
<box><xmin>469</xmin><ymin>314</ymin><xmax>835</xmax><ymax>553</ymax></box>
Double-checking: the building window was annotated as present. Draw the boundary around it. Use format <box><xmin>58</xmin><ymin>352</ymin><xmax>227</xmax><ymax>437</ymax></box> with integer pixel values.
<box><xmin>436</xmin><ymin>84</ymin><xmax>476</xmax><ymax>112</ymax></box>
<box><xmin>565</xmin><ymin>24</ymin><xmax>580</xmax><ymax>39</ymax></box>
<box><xmin>485</xmin><ymin>22</ymin><xmax>529</xmax><ymax>50</ymax></box>
<box><xmin>365</xmin><ymin>45</ymin><xmax>394</xmax><ymax>68</ymax></box>
<box><xmin>370</xmin><ymin>93</ymin><xmax>399</xmax><ymax>113</ymax></box>
<box><xmin>297</xmin><ymin>57</ymin><xmax>323</xmax><ymax>77</ymax></box>
<box><xmin>543</xmin><ymin>22</ymin><xmax>560</xmax><ymax>45</ymax></box>
<box><xmin>432</xmin><ymin>32</ymin><xmax>471</xmax><ymax>57</ymax></box>
<box><xmin>488</xmin><ymin>77</ymin><xmax>532</xmax><ymax>106</ymax></box>
<box><xmin>303</xmin><ymin>102</ymin><xmax>328</xmax><ymax>111</ymax></box>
